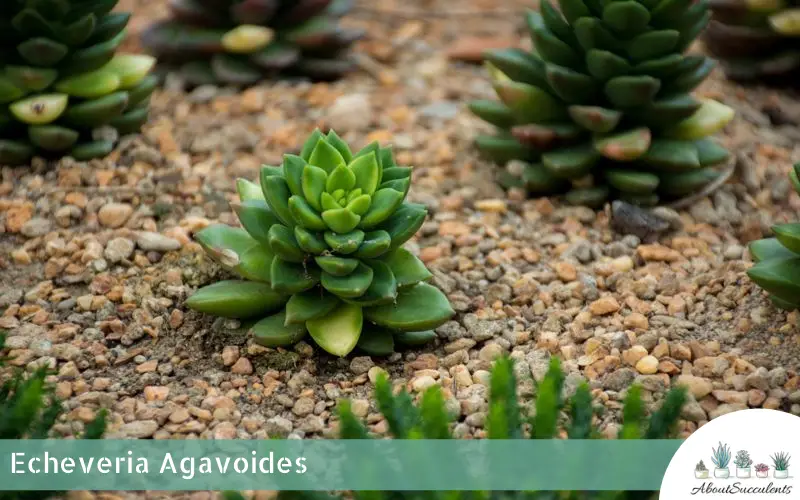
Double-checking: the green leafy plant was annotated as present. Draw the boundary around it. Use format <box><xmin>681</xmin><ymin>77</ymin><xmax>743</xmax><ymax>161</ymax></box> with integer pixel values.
<box><xmin>734</xmin><ymin>450</ymin><xmax>752</xmax><ymax>468</ymax></box>
<box><xmin>704</xmin><ymin>0</ymin><xmax>800</xmax><ymax>82</ymax></box>
<box><xmin>141</xmin><ymin>0</ymin><xmax>363</xmax><ymax>86</ymax></box>
<box><xmin>0</xmin><ymin>1</ymin><xmax>156</xmax><ymax>165</ymax></box>
<box><xmin>186</xmin><ymin>130</ymin><xmax>455</xmax><ymax>357</ymax></box>
<box><xmin>222</xmin><ymin>356</ymin><xmax>686</xmax><ymax>500</ymax></box>
<box><xmin>469</xmin><ymin>0</ymin><xmax>735</xmax><ymax>208</ymax></box>
<box><xmin>771</xmin><ymin>452</ymin><xmax>791</xmax><ymax>471</ymax></box>
<box><xmin>711</xmin><ymin>442</ymin><xmax>732</xmax><ymax>469</ymax></box>
<box><xmin>747</xmin><ymin>164</ymin><xmax>800</xmax><ymax>311</ymax></box>
<box><xmin>0</xmin><ymin>331</ymin><xmax>106</xmax><ymax>500</ymax></box>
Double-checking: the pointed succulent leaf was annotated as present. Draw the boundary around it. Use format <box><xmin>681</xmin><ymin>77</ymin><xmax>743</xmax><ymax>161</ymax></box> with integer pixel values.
<box><xmin>322</xmin><ymin>208</ymin><xmax>361</xmax><ymax>234</ymax></box>
<box><xmin>475</xmin><ymin>134</ymin><xmax>538</xmax><ymax>164</ymax></box>
<box><xmin>565</xmin><ymin>186</ymin><xmax>610</xmax><ymax>208</ymax></box>
<box><xmin>394</xmin><ymin>330</ymin><xmax>437</xmax><ymax>346</ymax></box>
<box><xmin>773</xmin><ymin>223</ymin><xmax>800</xmax><ymax>254</ymax></box>
<box><xmin>379</xmin><ymin>147</ymin><xmax>395</xmax><ymax>170</ymax></box>
<box><xmin>364</xmin><ymin>283</ymin><xmax>455</xmax><ymax>331</ymax></box>
<box><xmin>605</xmin><ymin>170</ymin><xmax>660</xmax><ymax>194</ymax></box>
<box><xmin>185</xmin><ymin>280</ymin><xmax>287</xmax><ymax>319</ymax></box>
<box><xmin>294</xmin><ymin>226</ymin><xmax>328</xmax><ymax>254</ymax></box>
<box><xmin>542</xmin><ymin>144</ymin><xmax>600</xmax><ymax>179</ymax></box>
<box><xmin>359</xmin><ymin>189</ymin><xmax>405</xmax><ymax>229</ymax></box>
<box><xmin>270</xmin><ymin>258</ymin><xmax>317</xmax><ymax>294</ymax></box>
<box><xmin>325</xmin><ymin>130</ymin><xmax>353</xmax><ymax>163</ymax></box>
<box><xmin>469</xmin><ymin>99</ymin><xmax>519</xmax><ymax>129</ymax></box>
<box><xmin>749</xmin><ymin>239</ymin><xmax>797</xmax><ymax>264</ymax></box>
<box><xmin>664</xmin><ymin>99</ymin><xmax>735</xmax><ymax>140</ymax></box>
<box><xmin>288</xmin><ymin>195</ymin><xmax>327</xmax><ymax>231</ymax></box>
<box><xmin>603</xmin><ymin>1</ymin><xmax>651</xmax><ymax>35</ymax></box>
<box><xmin>251</xmin><ymin>311</ymin><xmax>307</xmax><ymax>348</ymax></box>
<box><xmin>344</xmin><ymin>260</ymin><xmax>398</xmax><ymax>306</ymax></box>
<box><xmin>493</xmin><ymin>79</ymin><xmax>568</xmax><ymax>123</ymax></box>
<box><xmin>746</xmin><ymin>257</ymin><xmax>800</xmax><ymax>303</ymax></box>
<box><xmin>348</xmin><ymin>152</ymin><xmax>381</xmax><ymax>195</ymax></box>
<box><xmin>594</xmin><ymin>128</ymin><xmax>652</xmax><ymax>161</ymax></box>
<box><xmin>103</xmin><ymin>54</ymin><xmax>156</xmax><ymax>89</ymax></box>
<box><xmin>237</xmin><ymin>178</ymin><xmax>265</xmax><ymax>202</ymax></box>
<box><xmin>326</xmin><ymin>164</ymin><xmax>357</xmax><ymax>192</ymax></box>
<box><xmin>324</xmin><ymin>230</ymin><xmax>365</xmax><ymax>254</ymax></box>
<box><xmin>300</xmin><ymin>129</ymin><xmax>325</xmax><ymax>160</ymax></box>
<box><xmin>641</xmin><ymin>139</ymin><xmax>700</xmax><ymax>170</ymax></box>
<box><xmin>234</xmin><ymin>244</ymin><xmax>275</xmax><ymax>283</ymax></box>
<box><xmin>233</xmin><ymin>199</ymin><xmax>282</xmax><ymax>246</ymax></box>
<box><xmin>604</xmin><ymin>76</ymin><xmax>660</xmax><ymax>108</ymax></box>
<box><xmin>354</xmin><ymin>230</ymin><xmax>392</xmax><ymax>259</ymax></box>
<box><xmin>321</xmin><ymin>192</ymin><xmax>341</xmax><ymax>211</ymax></box>
<box><xmin>309</xmin><ymin>137</ymin><xmax>346</xmax><ymax>173</ymax></box>
<box><xmin>568</xmin><ymin>105</ymin><xmax>622</xmax><ymax>134</ymax></box>
<box><xmin>10</xmin><ymin>94</ymin><xmax>68</xmax><ymax>125</ymax></box>
<box><xmin>260</xmin><ymin>170</ymin><xmax>295</xmax><ymax>227</ymax></box>
<box><xmin>768</xmin><ymin>8</ymin><xmax>800</xmax><ymax>35</ymax></box>
<box><xmin>285</xmin><ymin>290</ymin><xmax>341</xmax><ymax>325</ymax></box>
<box><xmin>356</xmin><ymin>325</ymin><xmax>395</xmax><ymax>356</ymax></box>
<box><xmin>322</xmin><ymin>263</ymin><xmax>374</xmax><ymax>298</ymax></box>
<box><xmin>195</xmin><ymin>224</ymin><xmax>258</xmax><ymax>270</ymax></box>
<box><xmin>345</xmin><ymin>194</ymin><xmax>372</xmax><ymax>216</ymax></box>
<box><xmin>382</xmin><ymin>203</ymin><xmax>428</xmax><ymax>250</ymax></box>
<box><xmin>694</xmin><ymin>139</ymin><xmax>730</xmax><ymax>167</ymax></box>
<box><xmin>307</xmin><ymin>303</ymin><xmax>363</xmax><ymax>357</ymax></box>
<box><xmin>586</xmin><ymin>49</ymin><xmax>631</xmax><ymax>81</ymax></box>
<box><xmin>302</xmin><ymin>165</ymin><xmax>328</xmax><ymax>212</ymax></box>
<box><xmin>283</xmin><ymin>154</ymin><xmax>307</xmax><ymax>197</ymax></box>
<box><xmin>222</xmin><ymin>25</ymin><xmax>274</xmax><ymax>54</ymax></box>
<box><xmin>316</xmin><ymin>256</ymin><xmax>360</xmax><ymax>276</ymax></box>
<box><xmin>383</xmin><ymin>248</ymin><xmax>433</xmax><ymax>288</ymax></box>
<box><xmin>658</xmin><ymin>169</ymin><xmax>718</xmax><ymax>196</ymax></box>
<box><xmin>267</xmin><ymin>224</ymin><xmax>306</xmax><ymax>263</ymax></box>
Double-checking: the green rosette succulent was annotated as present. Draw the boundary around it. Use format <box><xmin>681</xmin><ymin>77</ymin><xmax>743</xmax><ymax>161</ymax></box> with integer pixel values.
<box><xmin>747</xmin><ymin>164</ymin><xmax>800</xmax><ymax>311</ymax></box>
<box><xmin>470</xmin><ymin>1</ymin><xmax>736</xmax><ymax>208</ymax></box>
<box><xmin>0</xmin><ymin>0</ymin><xmax>157</xmax><ymax>165</ymax></box>
<box><xmin>186</xmin><ymin>130</ymin><xmax>456</xmax><ymax>357</ymax></box>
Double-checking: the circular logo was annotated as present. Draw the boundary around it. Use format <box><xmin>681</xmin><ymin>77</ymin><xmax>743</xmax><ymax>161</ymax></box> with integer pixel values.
<box><xmin>660</xmin><ymin>409</ymin><xmax>800</xmax><ymax>499</ymax></box>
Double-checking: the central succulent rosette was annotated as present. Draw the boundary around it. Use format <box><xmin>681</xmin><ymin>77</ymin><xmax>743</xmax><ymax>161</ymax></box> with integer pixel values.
<box><xmin>186</xmin><ymin>130</ymin><xmax>455</xmax><ymax>357</ymax></box>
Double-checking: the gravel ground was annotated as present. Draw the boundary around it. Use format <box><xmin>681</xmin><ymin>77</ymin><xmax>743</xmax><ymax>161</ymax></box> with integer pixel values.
<box><xmin>2</xmin><ymin>0</ymin><xmax>800</xmax><ymax>470</ymax></box>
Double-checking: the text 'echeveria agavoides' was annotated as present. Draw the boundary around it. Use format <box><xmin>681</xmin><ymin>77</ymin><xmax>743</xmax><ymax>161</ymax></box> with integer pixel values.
<box><xmin>704</xmin><ymin>0</ymin><xmax>800</xmax><ymax>82</ymax></box>
<box><xmin>186</xmin><ymin>130</ymin><xmax>456</xmax><ymax>357</ymax></box>
<box><xmin>470</xmin><ymin>0</ymin><xmax>736</xmax><ymax>208</ymax></box>
<box><xmin>141</xmin><ymin>0</ymin><xmax>363</xmax><ymax>86</ymax></box>
<box><xmin>0</xmin><ymin>0</ymin><xmax>157</xmax><ymax>165</ymax></box>
<box><xmin>747</xmin><ymin>164</ymin><xmax>800</xmax><ymax>311</ymax></box>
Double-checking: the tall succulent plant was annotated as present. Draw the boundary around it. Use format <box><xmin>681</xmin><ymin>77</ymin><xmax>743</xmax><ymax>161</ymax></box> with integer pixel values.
<box><xmin>0</xmin><ymin>0</ymin><xmax>156</xmax><ymax>165</ymax></box>
<box><xmin>187</xmin><ymin>130</ymin><xmax>455</xmax><ymax>357</ymax></box>
<box><xmin>747</xmin><ymin>164</ymin><xmax>800</xmax><ymax>311</ymax></box>
<box><xmin>470</xmin><ymin>1</ymin><xmax>735</xmax><ymax>208</ymax></box>
<box><xmin>704</xmin><ymin>0</ymin><xmax>800</xmax><ymax>81</ymax></box>
<box><xmin>141</xmin><ymin>0</ymin><xmax>363</xmax><ymax>86</ymax></box>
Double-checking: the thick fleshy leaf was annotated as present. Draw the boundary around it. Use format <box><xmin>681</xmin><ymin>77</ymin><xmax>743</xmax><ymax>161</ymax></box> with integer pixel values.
<box><xmin>354</xmin><ymin>230</ymin><xmax>392</xmax><ymax>259</ymax></box>
<box><xmin>195</xmin><ymin>224</ymin><xmax>258</xmax><ymax>270</ymax></box>
<box><xmin>346</xmin><ymin>194</ymin><xmax>372</xmax><ymax>216</ymax></box>
<box><xmin>10</xmin><ymin>93</ymin><xmax>68</xmax><ymax>125</ymax></box>
<box><xmin>771</xmin><ymin>295</ymin><xmax>800</xmax><ymax>311</ymax></box>
<box><xmin>294</xmin><ymin>226</ymin><xmax>328</xmax><ymax>254</ymax></box>
<box><xmin>251</xmin><ymin>311</ymin><xmax>307</xmax><ymax>347</ymax></box>
<box><xmin>641</xmin><ymin>139</ymin><xmax>700</xmax><ymax>170</ymax></box>
<box><xmin>493</xmin><ymin>78</ymin><xmax>568</xmax><ymax>123</ymax></box>
<box><xmin>769</xmin><ymin>8</ymin><xmax>800</xmax><ymax>35</ymax></box>
<box><xmin>288</xmin><ymin>195</ymin><xmax>327</xmax><ymax>231</ymax></box>
<box><xmin>773</xmin><ymin>223</ymin><xmax>800</xmax><ymax>254</ymax></box>
<box><xmin>300</xmin><ymin>129</ymin><xmax>325</xmax><ymax>161</ymax></box>
<box><xmin>326</xmin><ymin>164</ymin><xmax>357</xmax><ymax>193</ymax></box>
<box><xmin>104</xmin><ymin>54</ymin><xmax>156</xmax><ymax>89</ymax></box>
<box><xmin>55</xmin><ymin>68</ymin><xmax>120</xmax><ymax>98</ymax></box>
<box><xmin>345</xmin><ymin>260</ymin><xmax>398</xmax><ymax>306</ymax></box>
<box><xmin>6</xmin><ymin>66</ymin><xmax>58</xmax><ymax>92</ymax></box>
<box><xmin>542</xmin><ymin>144</ymin><xmax>599</xmax><ymax>179</ymax></box>
<box><xmin>594</xmin><ymin>128</ymin><xmax>651</xmax><ymax>161</ymax></box>
<box><xmin>746</xmin><ymin>257</ymin><xmax>800</xmax><ymax>303</ymax></box>
<box><xmin>512</xmin><ymin>123</ymin><xmax>582</xmax><ymax>150</ymax></box>
<box><xmin>568</xmin><ymin>105</ymin><xmax>622</xmax><ymax>134</ymax></box>
<box><xmin>307</xmin><ymin>302</ymin><xmax>363</xmax><ymax>357</ymax></box>
<box><xmin>270</xmin><ymin>258</ymin><xmax>317</xmax><ymax>294</ymax></box>
<box><xmin>322</xmin><ymin>208</ymin><xmax>361</xmax><ymax>233</ymax></box>
<box><xmin>309</xmin><ymin>137</ymin><xmax>346</xmax><ymax>173</ymax></box>
<box><xmin>383</xmin><ymin>247</ymin><xmax>432</xmax><ymax>288</ymax></box>
<box><xmin>521</xmin><ymin>162</ymin><xmax>571</xmax><ymax>193</ymax></box>
<box><xmin>233</xmin><ymin>199</ymin><xmax>281</xmax><ymax>246</ymax></box>
<box><xmin>475</xmin><ymin>134</ymin><xmax>538</xmax><ymax>164</ymax></box>
<box><xmin>302</xmin><ymin>165</ymin><xmax>328</xmax><ymax>212</ymax></box>
<box><xmin>349</xmin><ymin>152</ymin><xmax>381</xmax><ymax>195</ymax></box>
<box><xmin>791</xmin><ymin>164</ymin><xmax>800</xmax><ymax>194</ymax></box>
<box><xmin>604</xmin><ymin>76</ymin><xmax>660</xmax><ymax>108</ymax></box>
<box><xmin>359</xmin><ymin>188</ymin><xmax>405</xmax><ymax>229</ymax></box>
<box><xmin>185</xmin><ymin>280</ymin><xmax>287</xmax><ymax>319</ymax></box>
<box><xmin>326</xmin><ymin>130</ymin><xmax>353</xmax><ymax>163</ymax></box>
<box><xmin>267</xmin><ymin>224</ymin><xmax>306</xmax><ymax>263</ymax></box>
<box><xmin>285</xmin><ymin>290</ymin><xmax>341</xmax><ymax>325</ymax></box>
<box><xmin>28</xmin><ymin>125</ymin><xmax>78</xmax><ymax>152</ymax></box>
<box><xmin>236</xmin><ymin>178</ymin><xmax>265</xmax><ymax>202</ymax></box>
<box><xmin>658</xmin><ymin>169</ymin><xmax>718</xmax><ymax>196</ymax></box>
<box><xmin>322</xmin><ymin>263</ymin><xmax>374</xmax><ymax>298</ymax></box>
<box><xmin>324</xmin><ymin>230</ymin><xmax>365</xmax><ymax>254</ymax></box>
<box><xmin>664</xmin><ymin>99</ymin><xmax>735</xmax><ymax>140</ymax></box>
<box><xmin>394</xmin><ymin>330</ymin><xmax>437</xmax><ymax>346</ymax></box>
<box><xmin>316</xmin><ymin>256</ymin><xmax>360</xmax><ymax>276</ymax></box>
<box><xmin>694</xmin><ymin>139</ymin><xmax>730</xmax><ymax>167</ymax></box>
<box><xmin>260</xmin><ymin>170</ymin><xmax>295</xmax><ymax>227</ymax></box>
<box><xmin>356</xmin><ymin>325</ymin><xmax>395</xmax><ymax>356</ymax></box>
<box><xmin>545</xmin><ymin>64</ymin><xmax>597</xmax><ymax>103</ymax></box>
<box><xmin>222</xmin><ymin>25</ymin><xmax>274</xmax><ymax>53</ymax></box>
<box><xmin>364</xmin><ymin>282</ymin><xmax>455</xmax><ymax>331</ymax></box>
<box><xmin>749</xmin><ymin>238</ymin><xmax>797</xmax><ymax>263</ymax></box>
<box><xmin>605</xmin><ymin>170</ymin><xmax>660</xmax><ymax>194</ymax></box>
<box><xmin>469</xmin><ymin>99</ymin><xmax>516</xmax><ymax>129</ymax></box>
<box><xmin>321</xmin><ymin>192</ymin><xmax>341</xmax><ymax>211</ymax></box>
<box><xmin>234</xmin><ymin>244</ymin><xmax>275</xmax><ymax>283</ymax></box>
<box><xmin>283</xmin><ymin>154</ymin><xmax>307</xmax><ymax>197</ymax></box>
<box><xmin>564</xmin><ymin>186</ymin><xmax>610</xmax><ymax>208</ymax></box>
<box><xmin>383</xmin><ymin>204</ymin><xmax>428</xmax><ymax>250</ymax></box>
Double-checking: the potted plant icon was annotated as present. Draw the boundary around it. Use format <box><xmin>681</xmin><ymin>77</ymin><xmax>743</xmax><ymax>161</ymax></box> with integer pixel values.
<box><xmin>756</xmin><ymin>464</ymin><xmax>770</xmax><ymax>478</ymax></box>
<box><xmin>711</xmin><ymin>442</ymin><xmax>732</xmax><ymax>478</ymax></box>
<box><xmin>735</xmin><ymin>450</ymin><xmax>753</xmax><ymax>478</ymax></box>
<box><xmin>772</xmin><ymin>452</ymin><xmax>790</xmax><ymax>479</ymax></box>
<box><xmin>695</xmin><ymin>460</ymin><xmax>709</xmax><ymax>479</ymax></box>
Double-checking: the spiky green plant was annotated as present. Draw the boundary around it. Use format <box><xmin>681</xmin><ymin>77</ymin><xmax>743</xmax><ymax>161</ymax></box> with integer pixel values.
<box><xmin>0</xmin><ymin>0</ymin><xmax>156</xmax><ymax>165</ymax></box>
<box><xmin>470</xmin><ymin>1</ymin><xmax>736</xmax><ymax>208</ymax></box>
<box><xmin>222</xmin><ymin>356</ymin><xmax>686</xmax><ymax>500</ymax></box>
<box><xmin>747</xmin><ymin>164</ymin><xmax>800</xmax><ymax>311</ymax></box>
<box><xmin>771</xmin><ymin>452</ymin><xmax>791</xmax><ymax>471</ymax></box>
<box><xmin>140</xmin><ymin>0</ymin><xmax>363</xmax><ymax>86</ymax></box>
<box><xmin>186</xmin><ymin>130</ymin><xmax>455</xmax><ymax>357</ymax></box>
<box><xmin>0</xmin><ymin>331</ymin><xmax>106</xmax><ymax>500</ymax></box>
<box><xmin>704</xmin><ymin>0</ymin><xmax>800</xmax><ymax>82</ymax></box>
<box><xmin>711</xmin><ymin>442</ymin><xmax>732</xmax><ymax>469</ymax></box>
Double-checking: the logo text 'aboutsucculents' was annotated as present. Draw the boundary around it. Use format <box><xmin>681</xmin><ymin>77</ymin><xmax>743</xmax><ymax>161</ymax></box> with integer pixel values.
<box><xmin>660</xmin><ymin>410</ymin><xmax>800</xmax><ymax>499</ymax></box>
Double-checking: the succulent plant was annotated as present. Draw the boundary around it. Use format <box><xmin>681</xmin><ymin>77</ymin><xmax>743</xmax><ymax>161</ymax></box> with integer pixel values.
<box><xmin>223</xmin><ymin>356</ymin><xmax>686</xmax><ymax>500</ymax></box>
<box><xmin>711</xmin><ymin>442</ymin><xmax>732</xmax><ymax>469</ymax></box>
<box><xmin>140</xmin><ymin>0</ymin><xmax>363</xmax><ymax>86</ymax></box>
<box><xmin>756</xmin><ymin>463</ymin><xmax>770</xmax><ymax>473</ymax></box>
<box><xmin>734</xmin><ymin>450</ymin><xmax>753</xmax><ymax>468</ymax></box>
<box><xmin>704</xmin><ymin>0</ymin><xmax>800</xmax><ymax>82</ymax></box>
<box><xmin>747</xmin><ymin>164</ymin><xmax>800</xmax><ymax>311</ymax></box>
<box><xmin>696</xmin><ymin>460</ymin><xmax>708</xmax><ymax>472</ymax></box>
<box><xmin>186</xmin><ymin>130</ymin><xmax>455</xmax><ymax>357</ymax></box>
<box><xmin>470</xmin><ymin>1</ymin><xmax>735</xmax><ymax>208</ymax></box>
<box><xmin>0</xmin><ymin>0</ymin><xmax>156</xmax><ymax>165</ymax></box>
<box><xmin>771</xmin><ymin>452</ymin><xmax>791</xmax><ymax>471</ymax></box>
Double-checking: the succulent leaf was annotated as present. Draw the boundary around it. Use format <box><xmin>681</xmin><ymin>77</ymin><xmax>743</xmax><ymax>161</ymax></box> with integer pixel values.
<box><xmin>251</xmin><ymin>311</ymin><xmax>307</xmax><ymax>347</ymax></box>
<box><xmin>185</xmin><ymin>280</ymin><xmax>287</xmax><ymax>319</ymax></box>
<box><xmin>307</xmin><ymin>302</ymin><xmax>363</xmax><ymax>357</ymax></box>
<box><xmin>365</xmin><ymin>283</ymin><xmax>455</xmax><ymax>331</ymax></box>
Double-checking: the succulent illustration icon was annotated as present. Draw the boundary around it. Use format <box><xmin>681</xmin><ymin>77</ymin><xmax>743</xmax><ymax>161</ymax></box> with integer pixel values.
<box><xmin>734</xmin><ymin>450</ymin><xmax>752</xmax><ymax>478</ymax></box>
<box><xmin>755</xmin><ymin>463</ymin><xmax>769</xmax><ymax>478</ymax></box>
<box><xmin>711</xmin><ymin>442</ymin><xmax>732</xmax><ymax>478</ymax></box>
<box><xmin>772</xmin><ymin>452</ymin><xmax>790</xmax><ymax>479</ymax></box>
<box><xmin>695</xmin><ymin>460</ymin><xmax>709</xmax><ymax>479</ymax></box>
